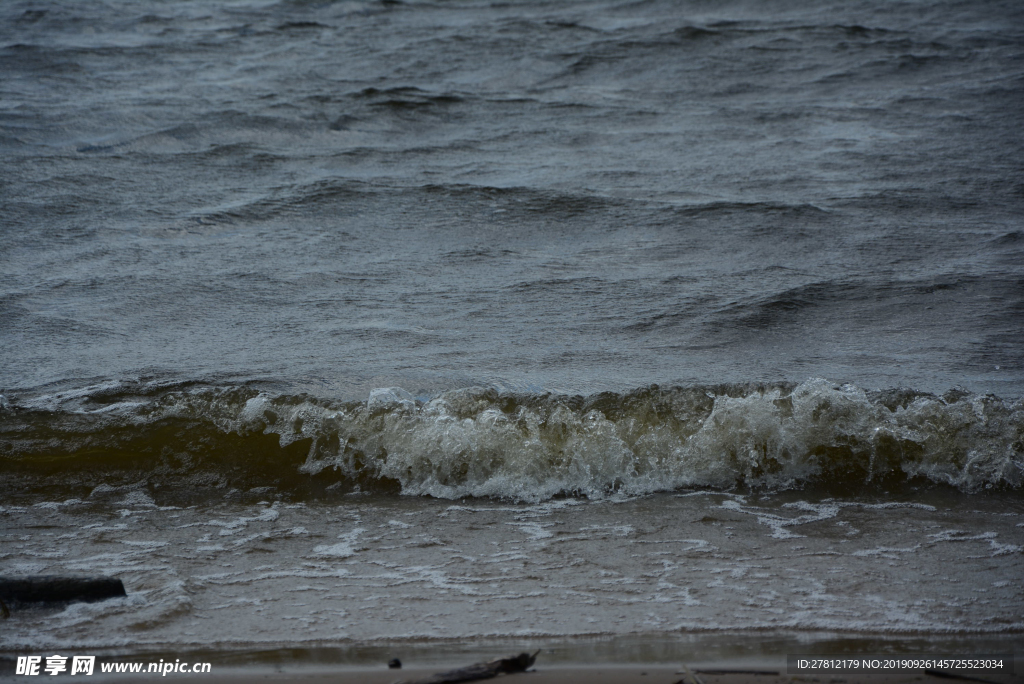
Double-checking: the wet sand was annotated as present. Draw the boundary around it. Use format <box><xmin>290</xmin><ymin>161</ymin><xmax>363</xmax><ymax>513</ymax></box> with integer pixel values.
<box><xmin>88</xmin><ymin>665</ymin><xmax>1017</xmax><ymax>684</ymax></box>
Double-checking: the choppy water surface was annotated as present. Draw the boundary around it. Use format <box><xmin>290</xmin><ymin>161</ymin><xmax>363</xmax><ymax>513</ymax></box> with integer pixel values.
<box><xmin>1</xmin><ymin>0</ymin><xmax>1023</xmax><ymax>658</ymax></box>
<box><xmin>2</xmin><ymin>0</ymin><xmax>1023</xmax><ymax>396</ymax></box>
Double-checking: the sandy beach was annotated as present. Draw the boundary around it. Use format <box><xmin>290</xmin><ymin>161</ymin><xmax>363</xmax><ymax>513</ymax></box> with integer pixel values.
<box><xmin>83</xmin><ymin>665</ymin><xmax>1019</xmax><ymax>684</ymax></box>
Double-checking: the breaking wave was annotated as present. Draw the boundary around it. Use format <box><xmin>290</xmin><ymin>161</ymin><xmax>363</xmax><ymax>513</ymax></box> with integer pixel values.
<box><xmin>1</xmin><ymin>379</ymin><xmax>1021</xmax><ymax>501</ymax></box>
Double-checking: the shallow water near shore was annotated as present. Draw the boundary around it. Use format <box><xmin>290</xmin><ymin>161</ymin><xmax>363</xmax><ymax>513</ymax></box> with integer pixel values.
<box><xmin>3</xmin><ymin>488</ymin><xmax>1022</xmax><ymax>654</ymax></box>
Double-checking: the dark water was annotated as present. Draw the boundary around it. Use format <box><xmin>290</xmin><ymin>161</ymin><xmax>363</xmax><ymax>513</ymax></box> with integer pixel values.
<box><xmin>3</xmin><ymin>0</ymin><xmax>1023</xmax><ymax>400</ymax></box>
<box><xmin>1</xmin><ymin>0</ymin><xmax>1023</xmax><ymax>656</ymax></box>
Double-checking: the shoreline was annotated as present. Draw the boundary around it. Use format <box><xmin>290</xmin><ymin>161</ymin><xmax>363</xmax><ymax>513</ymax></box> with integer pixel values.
<box><xmin>57</xmin><ymin>664</ymin><xmax>1021</xmax><ymax>684</ymax></box>
<box><xmin>5</xmin><ymin>647</ymin><xmax>1020</xmax><ymax>684</ymax></box>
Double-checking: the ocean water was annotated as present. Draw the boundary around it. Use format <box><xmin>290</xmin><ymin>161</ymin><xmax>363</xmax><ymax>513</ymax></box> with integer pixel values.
<box><xmin>1</xmin><ymin>0</ymin><xmax>1023</xmax><ymax>664</ymax></box>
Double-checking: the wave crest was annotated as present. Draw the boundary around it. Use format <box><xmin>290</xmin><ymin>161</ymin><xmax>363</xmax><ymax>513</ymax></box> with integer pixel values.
<box><xmin>2</xmin><ymin>379</ymin><xmax>1021</xmax><ymax>500</ymax></box>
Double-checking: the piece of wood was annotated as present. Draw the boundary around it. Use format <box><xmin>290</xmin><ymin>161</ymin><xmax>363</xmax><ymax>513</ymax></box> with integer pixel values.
<box><xmin>396</xmin><ymin>651</ymin><xmax>538</xmax><ymax>684</ymax></box>
<box><xmin>0</xmin><ymin>576</ymin><xmax>126</xmax><ymax>606</ymax></box>
<box><xmin>694</xmin><ymin>670</ymin><xmax>781</xmax><ymax>676</ymax></box>
<box><xmin>680</xmin><ymin>663</ymin><xmax>706</xmax><ymax>684</ymax></box>
<box><xmin>924</xmin><ymin>669</ymin><xmax>1003</xmax><ymax>684</ymax></box>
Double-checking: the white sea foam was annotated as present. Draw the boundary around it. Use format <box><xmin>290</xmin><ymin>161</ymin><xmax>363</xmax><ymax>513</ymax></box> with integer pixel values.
<box><xmin>6</xmin><ymin>379</ymin><xmax>1021</xmax><ymax>501</ymax></box>
<box><xmin>312</xmin><ymin>528</ymin><xmax>365</xmax><ymax>558</ymax></box>
<box><xmin>248</xmin><ymin>380</ymin><xmax>1024</xmax><ymax>499</ymax></box>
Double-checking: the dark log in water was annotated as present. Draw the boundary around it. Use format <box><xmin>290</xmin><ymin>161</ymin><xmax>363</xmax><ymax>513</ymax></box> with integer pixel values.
<box><xmin>397</xmin><ymin>652</ymin><xmax>538</xmax><ymax>684</ymax></box>
<box><xmin>0</xmin><ymin>576</ymin><xmax>126</xmax><ymax>606</ymax></box>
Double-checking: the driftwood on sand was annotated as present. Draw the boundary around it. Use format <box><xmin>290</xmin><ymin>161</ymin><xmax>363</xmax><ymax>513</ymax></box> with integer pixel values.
<box><xmin>396</xmin><ymin>651</ymin><xmax>538</xmax><ymax>684</ymax></box>
<box><xmin>693</xmin><ymin>670</ymin><xmax>780</xmax><ymax>676</ymax></box>
<box><xmin>0</xmin><ymin>576</ymin><xmax>126</xmax><ymax>606</ymax></box>
<box><xmin>923</xmin><ymin>670</ymin><xmax>1003</xmax><ymax>684</ymax></box>
<box><xmin>676</xmin><ymin>663</ymin><xmax>705</xmax><ymax>684</ymax></box>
